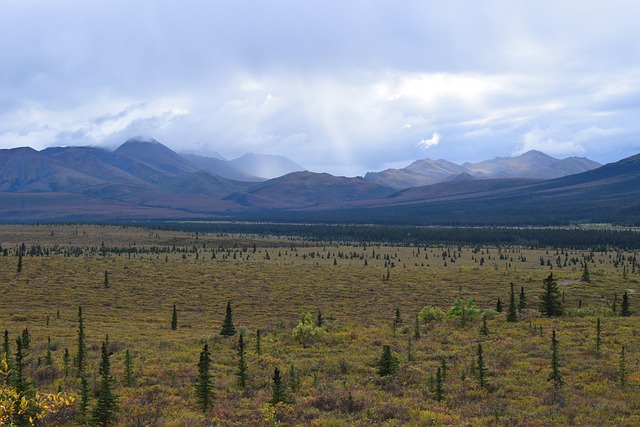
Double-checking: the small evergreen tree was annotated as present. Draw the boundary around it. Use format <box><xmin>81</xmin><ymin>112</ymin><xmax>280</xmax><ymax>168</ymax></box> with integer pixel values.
<box><xmin>480</xmin><ymin>313</ymin><xmax>490</xmax><ymax>336</ymax></box>
<box><xmin>92</xmin><ymin>338</ymin><xmax>118</xmax><ymax>427</ymax></box>
<box><xmin>255</xmin><ymin>329</ymin><xmax>262</xmax><ymax>356</ymax></box>
<box><xmin>171</xmin><ymin>304</ymin><xmax>178</xmax><ymax>330</ymax></box>
<box><xmin>495</xmin><ymin>297</ymin><xmax>503</xmax><ymax>313</ymax></box>
<box><xmin>476</xmin><ymin>342</ymin><xmax>488</xmax><ymax>389</ymax></box>
<box><xmin>236</xmin><ymin>334</ymin><xmax>248</xmax><ymax>389</ymax></box>
<box><xmin>413</xmin><ymin>314</ymin><xmax>421</xmax><ymax>340</ymax></box>
<box><xmin>595</xmin><ymin>317</ymin><xmax>601</xmax><ymax>357</ymax></box>
<box><xmin>507</xmin><ymin>282</ymin><xmax>517</xmax><ymax>322</ymax></box>
<box><xmin>394</xmin><ymin>307</ymin><xmax>403</xmax><ymax>325</ymax></box>
<box><xmin>103</xmin><ymin>270</ymin><xmax>109</xmax><ymax>288</ymax></box>
<box><xmin>220</xmin><ymin>301</ymin><xmax>237</xmax><ymax>337</ymax></box>
<box><xmin>548</xmin><ymin>329</ymin><xmax>564</xmax><ymax>390</ymax></box>
<box><xmin>581</xmin><ymin>263</ymin><xmax>590</xmax><ymax>282</ymax></box>
<box><xmin>377</xmin><ymin>345</ymin><xmax>399</xmax><ymax>376</ymax></box>
<box><xmin>44</xmin><ymin>336</ymin><xmax>53</xmax><ymax>366</ymax></box>
<box><xmin>288</xmin><ymin>364</ymin><xmax>300</xmax><ymax>393</ymax></box>
<box><xmin>316</xmin><ymin>310</ymin><xmax>324</xmax><ymax>327</ymax></box>
<box><xmin>434</xmin><ymin>366</ymin><xmax>444</xmax><ymax>402</ymax></box>
<box><xmin>20</xmin><ymin>328</ymin><xmax>30</xmax><ymax>352</ymax></box>
<box><xmin>123</xmin><ymin>349</ymin><xmax>133</xmax><ymax>387</ymax></box>
<box><xmin>77</xmin><ymin>375</ymin><xmax>90</xmax><ymax>425</ymax></box>
<box><xmin>270</xmin><ymin>367</ymin><xmax>287</xmax><ymax>405</ymax></box>
<box><xmin>63</xmin><ymin>348</ymin><xmax>70</xmax><ymax>377</ymax></box>
<box><xmin>518</xmin><ymin>286</ymin><xmax>527</xmax><ymax>312</ymax></box>
<box><xmin>76</xmin><ymin>307</ymin><xmax>86</xmax><ymax>377</ymax></box>
<box><xmin>539</xmin><ymin>273</ymin><xmax>563</xmax><ymax>317</ymax></box>
<box><xmin>619</xmin><ymin>344</ymin><xmax>627</xmax><ymax>389</ymax></box>
<box><xmin>13</xmin><ymin>336</ymin><xmax>28</xmax><ymax>398</ymax></box>
<box><xmin>17</xmin><ymin>249</ymin><xmax>23</xmax><ymax>273</ymax></box>
<box><xmin>620</xmin><ymin>291</ymin><xmax>631</xmax><ymax>317</ymax></box>
<box><xmin>195</xmin><ymin>343</ymin><xmax>214</xmax><ymax>413</ymax></box>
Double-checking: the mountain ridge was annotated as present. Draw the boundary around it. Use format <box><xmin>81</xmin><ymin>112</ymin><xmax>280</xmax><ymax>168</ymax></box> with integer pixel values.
<box><xmin>0</xmin><ymin>138</ymin><xmax>636</xmax><ymax>225</ymax></box>
<box><xmin>365</xmin><ymin>149</ymin><xmax>601</xmax><ymax>189</ymax></box>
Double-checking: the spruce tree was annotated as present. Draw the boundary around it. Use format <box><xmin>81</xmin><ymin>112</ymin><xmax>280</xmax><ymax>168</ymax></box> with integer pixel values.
<box><xmin>123</xmin><ymin>349</ymin><xmax>133</xmax><ymax>387</ymax></box>
<box><xmin>495</xmin><ymin>297</ymin><xmax>503</xmax><ymax>313</ymax></box>
<box><xmin>63</xmin><ymin>348</ymin><xmax>70</xmax><ymax>377</ymax></box>
<box><xmin>539</xmin><ymin>273</ymin><xmax>563</xmax><ymax>317</ymax></box>
<box><xmin>620</xmin><ymin>291</ymin><xmax>631</xmax><ymax>317</ymax></box>
<box><xmin>507</xmin><ymin>282</ymin><xmax>517</xmax><ymax>322</ymax></box>
<box><xmin>413</xmin><ymin>314</ymin><xmax>421</xmax><ymax>340</ymax></box>
<box><xmin>13</xmin><ymin>336</ymin><xmax>28</xmax><ymax>397</ymax></box>
<box><xmin>288</xmin><ymin>364</ymin><xmax>300</xmax><ymax>393</ymax></box>
<box><xmin>316</xmin><ymin>310</ymin><xmax>324</xmax><ymax>327</ymax></box>
<box><xmin>394</xmin><ymin>307</ymin><xmax>403</xmax><ymax>325</ymax></box>
<box><xmin>434</xmin><ymin>366</ymin><xmax>444</xmax><ymax>402</ymax></box>
<box><xmin>21</xmin><ymin>328</ymin><xmax>30</xmax><ymax>352</ymax></box>
<box><xmin>195</xmin><ymin>343</ymin><xmax>214</xmax><ymax>413</ymax></box>
<box><xmin>17</xmin><ymin>248</ymin><xmax>23</xmax><ymax>273</ymax></box>
<box><xmin>480</xmin><ymin>313</ymin><xmax>490</xmax><ymax>336</ymax></box>
<box><xmin>171</xmin><ymin>304</ymin><xmax>178</xmax><ymax>330</ymax></box>
<box><xmin>44</xmin><ymin>336</ymin><xmax>53</xmax><ymax>366</ymax></box>
<box><xmin>518</xmin><ymin>286</ymin><xmax>527</xmax><ymax>312</ymax></box>
<box><xmin>103</xmin><ymin>270</ymin><xmax>109</xmax><ymax>288</ymax></box>
<box><xmin>619</xmin><ymin>345</ymin><xmax>627</xmax><ymax>389</ymax></box>
<box><xmin>476</xmin><ymin>342</ymin><xmax>488</xmax><ymax>389</ymax></box>
<box><xmin>77</xmin><ymin>375</ymin><xmax>90</xmax><ymax>425</ymax></box>
<box><xmin>236</xmin><ymin>334</ymin><xmax>248</xmax><ymax>389</ymax></box>
<box><xmin>255</xmin><ymin>329</ymin><xmax>262</xmax><ymax>356</ymax></box>
<box><xmin>377</xmin><ymin>345</ymin><xmax>399</xmax><ymax>376</ymax></box>
<box><xmin>270</xmin><ymin>367</ymin><xmax>287</xmax><ymax>405</ymax></box>
<box><xmin>92</xmin><ymin>338</ymin><xmax>118</xmax><ymax>427</ymax></box>
<box><xmin>595</xmin><ymin>317</ymin><xmax>601</xmax><ymax>357</ymax></box>
<box><xmin>220</xmin><ymin>301</ymin><xmax>237</xmax><ymax>337</ymax></box>
<box><xmin>76</xmin><ymin>306</ymin><xmax>86</xmax><ymax>376</ymax></box>
<box><xmin>581</xmin><ymin>263</ymin><xmax>590</xmax><ymax>282</ymax></box>
<box><xmin>548</xmin><ymin>329</ymin><xmax>564</xmax><ymax>390</ymax></box>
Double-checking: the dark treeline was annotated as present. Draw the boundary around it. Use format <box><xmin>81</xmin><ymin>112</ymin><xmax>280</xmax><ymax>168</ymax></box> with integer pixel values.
<box><xmin>122</xmin><ymin>222</ymin><xmax>640</xmax><ymax>249</ymax></box>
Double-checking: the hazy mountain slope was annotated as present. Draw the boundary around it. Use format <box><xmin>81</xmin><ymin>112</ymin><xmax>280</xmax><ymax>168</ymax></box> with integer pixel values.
<box><xmin>0</xmin><ymin>147</ymin><xmax>105</xmax><ymax>192</ymax></box>
<box><xmin>230</xmin><ymin>153</ymin><xmax>304</xmax><ymax>179</ymax></box>
<box><xmin>182</xmin><ymin>153</ymin><xmax>263</xmax><ymax>181</ymax></box>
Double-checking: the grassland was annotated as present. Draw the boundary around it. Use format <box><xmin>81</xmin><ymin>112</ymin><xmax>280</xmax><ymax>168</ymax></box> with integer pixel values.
<box><xmin>0</xmin><ymin>224</ymin><xmax>639</xmax><ymax>426</ymax></box>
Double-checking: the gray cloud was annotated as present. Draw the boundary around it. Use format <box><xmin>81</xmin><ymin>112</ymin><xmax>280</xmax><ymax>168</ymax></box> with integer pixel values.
<box><xmin>1</xmin><ymin>1</ymin><xmax>639</xmax><ymax>175</ymax></box>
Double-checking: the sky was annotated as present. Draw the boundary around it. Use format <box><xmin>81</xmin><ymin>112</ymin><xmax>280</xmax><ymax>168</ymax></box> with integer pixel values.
<box><xmin>1</xmin><ymin>1</ymin><xmax>640</xmax><ymax>176</ymax></box>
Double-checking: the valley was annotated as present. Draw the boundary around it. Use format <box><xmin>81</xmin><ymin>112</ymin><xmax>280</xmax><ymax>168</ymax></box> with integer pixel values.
<box><xmin>0</xmin><ymin>224</ymin><xmax>638</xmax><ymax>426</ymax></box>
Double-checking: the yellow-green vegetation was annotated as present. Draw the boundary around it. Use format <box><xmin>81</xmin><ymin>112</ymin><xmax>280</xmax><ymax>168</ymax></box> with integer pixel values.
<box><xmin>0</xmin><ymin>224</ymin><xmax>639</xmax><ymax>426</ymax></box>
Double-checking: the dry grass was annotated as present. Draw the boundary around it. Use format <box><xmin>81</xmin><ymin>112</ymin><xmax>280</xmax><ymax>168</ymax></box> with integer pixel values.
<box><xmin>0</xmin><ymin>224</ymin><xmax>638</xmax><ymax>426</ymax></box>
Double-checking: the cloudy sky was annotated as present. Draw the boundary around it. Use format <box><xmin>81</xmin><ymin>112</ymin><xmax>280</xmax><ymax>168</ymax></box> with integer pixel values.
<box><xmin>1</xmin><ymin>1</ymin><xmax>639</xmax><ymax>176</ymax></box>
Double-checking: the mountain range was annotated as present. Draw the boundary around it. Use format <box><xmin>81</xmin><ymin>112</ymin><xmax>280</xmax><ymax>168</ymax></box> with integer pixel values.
<box><xmin>365</xmin><ymin>150</ymin><xmax>601</xmax><ymax>189</ymax></box>
<box><xmin>1</xmin><ymin>137</ymin><xmax>638</xmax><ymax>225</ymax></box>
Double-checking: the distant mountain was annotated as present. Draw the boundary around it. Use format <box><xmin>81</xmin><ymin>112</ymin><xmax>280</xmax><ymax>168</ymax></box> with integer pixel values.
<box><xmin>365</xmin><ymin>158</ymin><xmax>467</xmax><ymax>189</ymax></box>
<box><xmin>225</xmin><ymin>171</ymin><xmax>394</xmax><ymax>208</ymax></box>
<box><xmin>230</xmin><ymin>153</ymin><xmax>304</xmax><ymax>179</ymax></box>
<box><xmin>114</xmin><ymin>137</ymin><xmax>198</xmax><ymax>178</ymax></box>
<box><xmin>1</xmin><ymin>138</ymin><xmax>638</xmax><ymax>225</ymax></box>
<box><xmin>365</xmin><ymin>150</ymin><xmax>601</xmax><ymax>189</ymax></box>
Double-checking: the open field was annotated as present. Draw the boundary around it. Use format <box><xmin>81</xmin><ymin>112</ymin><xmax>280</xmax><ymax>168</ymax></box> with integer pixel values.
<box><xmin>1</xmin><ymin>224</ymin><xmax>639</xmax><ymax>426</ymax></box>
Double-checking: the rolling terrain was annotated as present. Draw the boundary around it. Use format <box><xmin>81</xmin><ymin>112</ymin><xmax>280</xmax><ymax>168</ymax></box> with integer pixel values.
<box><xmin>0</xmin><ymin>138</ymin><xmax>638</xmax><ymax>225</ymax></box>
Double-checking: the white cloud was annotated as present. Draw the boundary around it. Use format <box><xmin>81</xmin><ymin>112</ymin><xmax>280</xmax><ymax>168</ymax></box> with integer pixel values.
<box><xmin>514</xmin><ymin>127</ymin><xmax>585</xmax><ymax>157</ymax></box>
<box><xmin>418</xmin><ymin>132</ymin><xmax>441</xmax><ymax>149</ymax></box>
